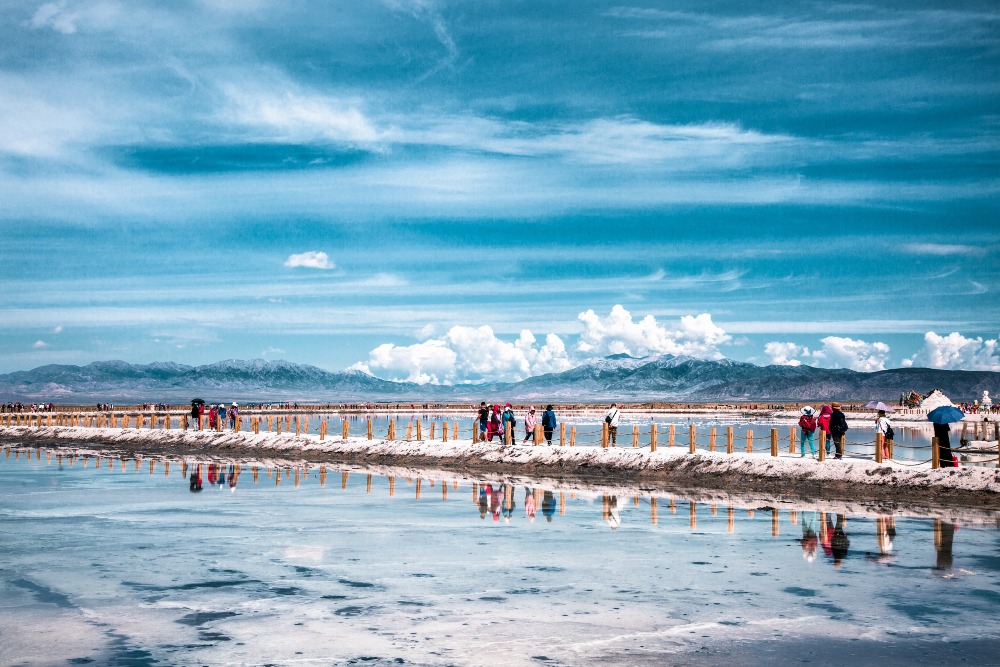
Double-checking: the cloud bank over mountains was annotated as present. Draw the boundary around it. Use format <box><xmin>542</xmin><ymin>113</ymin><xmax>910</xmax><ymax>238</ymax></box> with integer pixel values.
<box><xmin>352</xmin><ymin>305</ymin><xmax>1000</xmax><ymax>385</ymax></box>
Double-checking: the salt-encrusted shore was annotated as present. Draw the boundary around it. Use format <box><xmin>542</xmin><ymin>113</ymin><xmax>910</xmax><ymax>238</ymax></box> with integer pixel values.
<box><xmin>3</xmin><ymin>425</ymin><xmax>999</xmax><ymax>510</ymax></box>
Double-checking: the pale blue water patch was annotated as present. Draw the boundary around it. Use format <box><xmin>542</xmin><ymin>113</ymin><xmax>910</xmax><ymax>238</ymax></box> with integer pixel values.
<box><xmin>1</xmin><ymin>450</ymin><xmax>998</xmax><ymax>665</ymax></box>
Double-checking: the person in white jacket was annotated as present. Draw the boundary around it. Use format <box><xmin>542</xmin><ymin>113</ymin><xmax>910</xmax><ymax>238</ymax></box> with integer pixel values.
<box><xmin>605</xmin><ymin>403</ymin><xmax>621</xmax><ymax>445</ymax></box>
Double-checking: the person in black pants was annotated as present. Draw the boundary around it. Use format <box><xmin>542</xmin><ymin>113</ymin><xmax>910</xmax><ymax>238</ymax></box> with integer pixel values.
<box><xmin>829</xmin><ymin>402</ymin><xmax>848</xmax><ymax>459</ymax></box>
<box><xmin>933</xmin><ymin>422</ymin><xmax>956</xmax><ymax>467</ymax></box>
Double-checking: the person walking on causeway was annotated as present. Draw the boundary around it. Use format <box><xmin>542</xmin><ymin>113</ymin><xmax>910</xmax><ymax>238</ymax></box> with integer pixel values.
<box><xmin>523</xmin><ymin>406</ymin><xmax>537</xmax><ymax>444</ymax></box>
<box><xmin>829</xmin><ymin>402</ymin><xmax>849</xmax><ymax>460</ymax></box>
<box><xmin>798</xmin><ymin>406</ymin><xmax>817</xmax><ymax>457</ymax></box>
<box><xmin>818</xmin><ymin>405</ymin><xmax>833</xmax><ymax>456</ymax></box>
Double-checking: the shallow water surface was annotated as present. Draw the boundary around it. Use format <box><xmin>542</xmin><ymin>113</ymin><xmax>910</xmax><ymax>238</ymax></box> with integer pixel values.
<box><xmin>1</xmin><ymin>449</ymin><xmax>999</xmax><ymax>666</ymax></box>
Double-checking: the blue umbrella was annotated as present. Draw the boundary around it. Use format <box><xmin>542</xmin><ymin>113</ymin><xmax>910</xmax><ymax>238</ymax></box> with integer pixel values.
<box><xmin>927</xmin><ymin>405</ymin><xmax>964</xmax><ymax>424</ymax></box>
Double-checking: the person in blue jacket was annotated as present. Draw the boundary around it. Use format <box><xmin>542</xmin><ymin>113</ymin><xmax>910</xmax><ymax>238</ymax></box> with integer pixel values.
<box><xmin>541</xmin><ymin>405</ymin><xmax>557</xmax><ymax>445</ymax></box>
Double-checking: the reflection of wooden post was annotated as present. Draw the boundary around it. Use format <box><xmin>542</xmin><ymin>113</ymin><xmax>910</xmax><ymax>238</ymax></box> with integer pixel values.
<box><xmin>602</xmin><ymin>496</ymin><xmax>610</xmax><ymax>521</ymax></box>
<box><xmin>559</xmin><ymin>491</ymin><xmax>566</xmax><ymax>515</ymax></box>
<box><xmin>727</xmin><ymin>506</ymin><xmax>735</xmax><ymax>533</ymax></box>
<box><xmin>934</xmin><ymin>518</ymin><xmax>942</xmax><ymax>550</ymax></box>
<box><xmin>341</xmin><ymin>472</ymin><xmax>349</xmax><ymax>489</ymax></box>
<box><xmin>389</xmin><ymin>476</ymin><xmax>395</xmax><ymax>497</ymax></box>
<box><xmin>651</xmin><ymin>497</ymin><xmax>658</xmax><ymax>525</ymax></box>
<box><xmin>819</xmin><ymin>511</ymin><xmax>828</xmax><ymax>544</ymax></box>
<box><xmin>669</xmin><ymin>424</ymin><xmax>676</xmax><ymax>447</ymax></box>
<box><xmin>790</xmin><ymin>509</ymin><xmax>798</xmax><ymax>525</ymax></box>
<box><xmin>651</xmin><ymin>423</ymin><xmax>657</xmax><ymax>452</ymax></box>
<box><xmin>149</xmin><ymin>459</ymin><xmax>155</xmax><ymax>475</ymax></box>
<box><xmin>689</xmin><ymin>502</ymin><xmax>696</xmax><ymax>530</ymax></box>
<box><xmin>931</xmin><ymin>437</ymin><xmax>940</xmax><ymax>468</ymax></box>
<box><xmin>727</xmin><ymin>426</ymin><xmax>734</xmax><ymax>454</ymax></box>
<box><xmin>632</xmin><ymin>425</ymin><xmax>639</xmax><ymax>447</ymax></box>
<box><xmin>367</xmin><ymin>474</ymin><xmax>372</xmax><ymax>494</ymax></box>
<box><xmin>709</xmin><ymin>427</ymin><xmax>716</xmax><ymax>452</ymax></box>
<box><xmin>689</xmin><ymin>424</ymin><xmax>696</xmax><ymax>454</ymax></box>
<box><xmin>254</xmin><ymin>467</ymin><xmax>261</xmax><ymax>483</ymax></box>
<box><xmin>669</xmin><ymin>498</ymin><xmax>676</xmax><ymax>514</ymax></box>
<box><xmin>560</xmin><ymin>423</ymin><xmax>566</xmax><ymax>446</ymax></box>
<box><xmin>771</xmin><ymin>508</ymin><xmax>779</xmax><ymax>536</ymax></box>
<box><xmin>819</xmin><ymin>431</ymin><xmax>826</xmax><ymax>461</ymax></box>
<box><xmin>746</xmin><ymin>429</ymin><xmax>753</xmax><ymax>453</ymax></box>
<box><xmin>443</xmin><ymin>482</ymin><xmax>448</xmax><ymax>501</ymax></box>
<box><xmin>415</xmin><ymin>479</ymin><xmax>422</xmax><ymax>500</ymax></box>
<box><xmin>771</xmin><ymin>428</ymin><xmax>778</xmax><ymax>457</ymax></box>
<box><xmin>570</xmin><ymin>426</ymin><xmax>576</xmax><ymax>446</ymax></box>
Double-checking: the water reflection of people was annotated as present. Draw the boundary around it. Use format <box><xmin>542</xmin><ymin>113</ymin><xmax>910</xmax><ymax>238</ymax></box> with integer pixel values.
<box><xmin>491</xmin><ymin>484</ymin><xmax>504</xmax><ymax>523</ymax></box>
<box><xmin>541</xmin><ymin>490</ymin><xmax>556</xmax><ymax>523</ymax></box>
<box><xmin>866</xmin><ymin>516</ymin><xmax>896</xmax><ymax>565</ymax></box>
<box><xmin>605</xmin><ymin>495</ymin><xmax>620</xmax><ymax>530</ymax></box>
<box><xmin>189</xmin><ymin>464</ymin><xmax>203</xmax><ymax>492</ymax></box>
<box><xmin>799</xmin><ymin>512</ymin><xmax>818</xmax><ymax>562</ymax></box>
<box><xmin>524</xmin><ymin>487</ymin><xmax>536</xmax><ymax>522</ymax></box>
<box><xmin>478</xmin><ymin>484</ymin><xmax>489</xmax><ymax>519</ymax></box>
<box><xmin>831</xmin><ymin>514</ymin><xmax>850</xmax><ymax>569</ymax></box>
<box><xmin>934</xmin><ymin>519</ymin><xmax>955</xmax><ymax>572</ymax></box>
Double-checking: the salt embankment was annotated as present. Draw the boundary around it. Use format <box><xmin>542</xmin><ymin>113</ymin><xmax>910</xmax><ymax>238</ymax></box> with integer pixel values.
<box><xmin>2</xmin><ymin>425</ymin><xmax>999</xmax><ymax>508</ymax></box>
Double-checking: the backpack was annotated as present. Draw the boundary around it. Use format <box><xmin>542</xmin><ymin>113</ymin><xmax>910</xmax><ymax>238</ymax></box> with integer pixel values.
<box><xmin>884</xmin><ymin>424</ymin><xmax>894</xmax><ymax>440</ymax></box>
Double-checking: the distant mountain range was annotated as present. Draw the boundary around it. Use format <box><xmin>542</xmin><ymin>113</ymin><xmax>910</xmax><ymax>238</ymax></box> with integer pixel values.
<box><xmin>0</xmin><ymin>356</ymin><xmax>996</xmax><ymax>403</ymax></box>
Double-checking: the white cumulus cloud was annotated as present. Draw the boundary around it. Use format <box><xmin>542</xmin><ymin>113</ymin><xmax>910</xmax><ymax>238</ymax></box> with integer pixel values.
<box><xmin>356</xmin><ymin>325</ymin><xmax>572</xmax><ymax>385</ymax></box>
<box><xmin>576</xmin><ymin>305</ymin><xmax>730</xmax><ymax>359</ymax></box>
<box><xmin>904</xmin><ymin>331</ymin><xmax>1000</xmax><ymax>371</ymax></box>
<box><xmin>814</xmin><ymin>336</ymin><xmax>890</xmax><ymax>372</ymax></box>
<box><xmin>763</xmin><ymin>341</ymin><xmax>807</xmax><ymax>366</ymax></box>
<box><xmin>284</xmin><ymin>251</ymin><xmax>335</xmax><ymax>270</ymax></box>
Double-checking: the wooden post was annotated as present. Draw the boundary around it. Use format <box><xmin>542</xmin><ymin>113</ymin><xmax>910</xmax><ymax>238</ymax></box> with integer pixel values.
<box><xmin>789</xmin><ymin>427</ymin><xmax>796</xmax><ymax>454</ymax></box>
<box><xmin>295</xmin><ymin>417</ymin><xmax>301</xmax><ymax>437</ymax></box>
<box><xmin>535</xmin><ymin>424</ymin><xmax>542</xmax><ymax>445</ymax></box>
<box><xmin>429</xmin><ymin>422</ymin><xmax>436</xmax><ymax>440</ymax></box>
<box><xmin>276</xmin><ymin>417</ymin><xmax>282</xmax><ymax>435</ymax></box>
<box><xmin>367</xmin><ymin>418</ymin><xmax>373</xmax><ymax>440</ymax></box>
<box><xmin>819</xmin><ymin>431</ymin><xmax>826</xmax><ymax>461</ymax></box>
<box><xmin>770</xmin><ymin>428</ymin><xmax>778</xmax><ymax>457</ymax></box>
<box><xmin>416</xmin><ymin>421</ymin><xmax>423</xmax><ymax>441</ymax></box>
<box><xmin>632</xmin><ymin>425</ymin><xmax>639</xmax><ymax>448</ymax></box>
<box><xmin>388</xmin><ymin>419</ymin><xmax>396</xmax><ymax>440</ymax></box>
<box><xmin>727</xmin><ymin>426</ymin><xmax>734</xmax><ymax>454</ymax></box>
<box><xmin>650</xmin><ymin>423</ymin><xmax>657</xmax><ymax>452</ymax></box>
<box><xmin>746</xmin><ymin>429</ymin><xmax>753</xmax><ymax>453</ymax></box>
<box><xmin>689</xmin><ymin>424</ymin><xmax>696</xmax><ymax>454</ymax></box>
<box><xmin>471</xmin><ymin>420</ymin><xmax>478</xmax><ymax>443</ymax></box>
<box><xmin>669</xmin><ymin>424</ymin><xmax>676</xmax><ymax>447</ymax></box>
<box><xmin>504</xmin><ymin>424</ymin><xmax>511</xmax><ymax>445</ymax></box>
<box><xmin>342</xmin><ymin>419</ymin><xmax>349</xmax><ymax>440</ymax></box>
<box><xmin>875</xmin><ymin>433</ymin><xmax>883</xmax><ymax>463</ymax></box>
<box><xmin>267</xmin><ymin>416</ymin><xmax>272</xmax><ymax>432</ymax></box>
<box><xmin>320</xmin><ymin>419</ymin><xmax>327</xmax><ymax>441</ymax></box>
<box><xmin>560</xmin><ymin>422</ymin><xmax>566</xmax><ymax>446</ymax></box>
<box><xmin>407</xmin><ymin>421</ymin><xmax>413</xmax><ymax>441</ymax></box>
<box><xmin>443</xmin><ymin>421</ymin><xmax>449</xmax><ymax>443</ymax></box>
<box><xmin>709</xmin><ymin>427</ymin><xmax>716</xmax><ymax>452</ymax></box>
<box><xmin>570</xmin><ymin>426</ymin><xmax>576</xmax><ymax>447</ymax></box>
<box><xmin>601</xmin><ymin>422</ymin><xmax>609</xmax><ymax>448</ymax></box>
<box><xmin>931</xmin><ymin>436</ymin><xmax>940</xmax><ymax>469</ymax></box>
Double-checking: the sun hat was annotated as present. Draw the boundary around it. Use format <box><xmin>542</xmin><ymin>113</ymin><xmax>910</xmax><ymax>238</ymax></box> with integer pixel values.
<box><xmin>801</xmin><ymin>406</ymin><xmax>814</xmax><ymax>416</ymax></box>
<box><xmin>831</xmin><ymin>402</ymin><xmax>841</xmax><ymax>409</ymax></box>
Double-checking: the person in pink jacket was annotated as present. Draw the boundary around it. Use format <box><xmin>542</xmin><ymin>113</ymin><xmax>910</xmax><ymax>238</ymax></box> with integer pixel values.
<box><xmin>523</xmin><ymin>406</ymin><xmax>537</xmax><ymax>443</ymax></box>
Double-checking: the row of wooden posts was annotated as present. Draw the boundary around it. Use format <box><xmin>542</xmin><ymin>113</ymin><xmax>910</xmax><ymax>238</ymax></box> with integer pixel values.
<box><xmin>6</xmin><ymin>411</ymin><xmax>998</xmax><ymax>468</ymax></box>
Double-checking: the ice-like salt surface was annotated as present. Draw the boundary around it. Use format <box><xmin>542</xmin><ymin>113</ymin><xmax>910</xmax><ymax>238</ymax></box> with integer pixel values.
<box><xmin>1</xmin><ymin>452</ymin><xmax>999</xmax><ymax>666</ymax></box>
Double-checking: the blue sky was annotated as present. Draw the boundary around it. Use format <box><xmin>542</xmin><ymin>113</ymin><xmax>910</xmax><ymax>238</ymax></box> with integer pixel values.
<box><xmin>1</xmin><ymin>0</ymin><xmax>998</xmax><ymax>383</ymax></box>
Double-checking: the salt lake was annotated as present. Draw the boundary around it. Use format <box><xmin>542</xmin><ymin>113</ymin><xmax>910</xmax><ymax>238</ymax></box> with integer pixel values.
<box><xmin>2</xmin><ymin>446</ymin><xmax>999</xmax><ymax>666</ymax></box>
